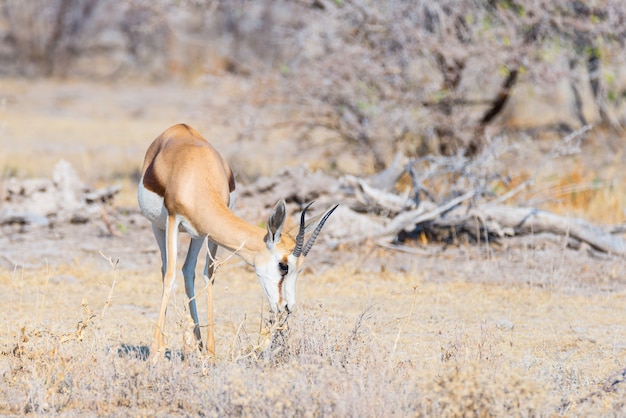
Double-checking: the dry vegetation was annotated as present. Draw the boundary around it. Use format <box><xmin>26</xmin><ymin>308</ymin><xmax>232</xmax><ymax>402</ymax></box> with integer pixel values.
<box><xmin>1</xmin><ymin>250</ymin><xmax>625</xmax><ymax>416</ymax></box>
<box><xmin>1</xmin><ymin>0</ymin><xmax>626</xmax><ymax>416</ymax></box>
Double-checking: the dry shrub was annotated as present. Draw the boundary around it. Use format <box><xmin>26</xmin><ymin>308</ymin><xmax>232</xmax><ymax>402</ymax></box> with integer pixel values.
<box><xmin>0</xmin><ymin>302</ymin><xmax>418</xmax><ymax>416</ymax></box>
<box><xmin>1</xmin><ymin>261</ymin><xmax>625</xmax><ymax>416</ymax></box>
<box><xmin>0</xmin><ymin>299</ymin><xmax>602</xmax><ymax>417</ymax></box>
<box><xmin>3</xmin><ymin>0</ymin><xmax>625</xmax><ymax>158</ymax></box>
<box><xmin>423</xmin><ymin>363</ymin><xmax>547</xmax><ymax>417</ymax></box>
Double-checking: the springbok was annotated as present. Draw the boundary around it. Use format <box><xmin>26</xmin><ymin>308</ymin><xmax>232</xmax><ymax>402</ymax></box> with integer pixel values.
<box><xmin>137</xmin><ymin>123</ymin><xmax>337</xmax><ymax>360</ymax></box>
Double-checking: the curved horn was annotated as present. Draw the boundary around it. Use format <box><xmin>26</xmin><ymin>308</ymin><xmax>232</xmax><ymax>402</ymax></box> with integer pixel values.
<box><xmin>302</xmin><ymin>204</ymin><xmax>339</xmax><ymax>257</ymax></box>
<box><xmin>292</xmin><ymin>201</ymin><xmax>314</xmax><ymax>258</ymax></box>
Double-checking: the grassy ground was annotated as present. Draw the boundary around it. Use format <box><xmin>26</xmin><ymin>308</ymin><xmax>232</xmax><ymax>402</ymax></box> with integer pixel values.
<box><xmin>1</xmin><ymin>77</ymin><xmax>625</xmax><ymax>416</ymax></box>
<box><xmin>0</xmin><ymin>253</ymin><xmax>624</xmax><ymax>416</ymax></box>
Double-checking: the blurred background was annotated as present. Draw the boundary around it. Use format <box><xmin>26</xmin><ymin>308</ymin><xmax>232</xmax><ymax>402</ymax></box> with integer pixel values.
<box><xmin>0</xmin><ymin>0</ymin><xmax>624</xmax><ymax>220</ymax></box>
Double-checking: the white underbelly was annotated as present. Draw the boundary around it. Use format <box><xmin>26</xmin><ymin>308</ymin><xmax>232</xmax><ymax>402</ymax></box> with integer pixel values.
<box><xmin>138</xmin><ymin>178</ymin><xmax>168</xmax><ymax>230</ymax></box>
<box><xmin>137</xmin><ymin>178</ymin><xmax>202</xmax><ymax>238</ymax></box>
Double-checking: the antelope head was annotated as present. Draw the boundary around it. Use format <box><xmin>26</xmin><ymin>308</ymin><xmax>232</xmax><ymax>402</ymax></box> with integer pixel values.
<box><xmin>255</xmin><ymin>200</ymin><xmax>338</xmax><ymax>314</ymax></box>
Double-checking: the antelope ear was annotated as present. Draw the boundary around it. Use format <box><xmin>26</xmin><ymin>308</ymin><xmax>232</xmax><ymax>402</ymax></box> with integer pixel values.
<box><xmin>265</xmin><ymin>199</ymin><xmax>286</xmax><ymax>248</ymax></box>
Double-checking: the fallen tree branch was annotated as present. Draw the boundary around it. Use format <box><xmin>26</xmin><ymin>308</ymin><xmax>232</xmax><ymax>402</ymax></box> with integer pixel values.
<box><xmin>473</xmin><ymin>205</ymin><xmax>626</xmax><ymax>256</ymax></box>
<box><xmin>341</xmin><ymin>174</ymin><xmax>415</xmax><ymax>215</ymax></box>
<box><xmin>336</xmin><ymin>191</ymin><xmax>475</xmax><ymax>245</ymax></box>
<box><xmin>384</xmin><ymin>191</ymin><xmax>475</xmax><ymax>237</ymax></box>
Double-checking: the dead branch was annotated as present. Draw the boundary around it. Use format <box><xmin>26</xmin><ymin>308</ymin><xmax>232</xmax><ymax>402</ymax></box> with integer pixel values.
<box><xmin>479</xmin><ymin>68</ymin><xmax>519</xmax><ymax>126</ymax></box>
<box><xmin>340</xmin><ymin>174</ymin><xmax>414</xmax><ymax>215</ymax></box>
<box><xmin>472</xmin><ymin>205</ymin><xmax>626</xmax><ymax>256</ymax></box>
<box><xmin>383</xmin><ymin>191</ymin><xmax>474</xmax><ymax>238</ymax></box>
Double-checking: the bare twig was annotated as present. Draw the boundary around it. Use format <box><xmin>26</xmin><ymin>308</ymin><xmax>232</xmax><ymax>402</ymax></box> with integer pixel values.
<box><xmin>98</xmin><ymin>251</ymin><xmax>119</xmax><ymax>319</ymax></box>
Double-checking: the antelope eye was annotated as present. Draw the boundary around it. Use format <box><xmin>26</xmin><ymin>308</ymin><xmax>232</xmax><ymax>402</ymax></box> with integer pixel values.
<box><xmin>278</xmin><ymin>262</ymin><xmax>289</xmax><ymax>275</ymax></box>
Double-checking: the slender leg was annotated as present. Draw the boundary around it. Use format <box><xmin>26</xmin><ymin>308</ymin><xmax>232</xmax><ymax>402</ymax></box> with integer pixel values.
<box><xmin>204</xmin><ymin>241</ymin><xmax>218</xmax><ymax>360</ymax></box>
<box><xmin>152</xmin><ymin>223</ymin><xmax>167</xmax><ymax>278</ymax></box>
<box><xmin>151</xmin><ymin>215</ymin><xmax>179</xmax><ymax>360</ymax></box>
<box><xmin>182</xmin><ymin>237</ymin><xmax>205</xmax><ymax>349</ymax></box>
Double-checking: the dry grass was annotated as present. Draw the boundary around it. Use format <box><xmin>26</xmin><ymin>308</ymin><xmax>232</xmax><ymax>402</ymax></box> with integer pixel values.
<box><xmin>516</xmin><ymin>160</ymin><xmax>626</xmax><ymax>225</ymax></box>
<box><xmin>1</xmin><ymin>253</ymin><xmax>625</xmax><ymax>416</ymax></box>
<box><xmin>1</xmin><ymin>78</ymin><xmax>625</xmax><ymax>416</ymax></box>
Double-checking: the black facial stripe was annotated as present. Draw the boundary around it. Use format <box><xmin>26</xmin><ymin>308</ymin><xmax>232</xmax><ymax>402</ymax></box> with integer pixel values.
<box><xmin>279</xmin><ymin>262</ymin><xmax>289</xmax><ymax>275</ymax></box>
<box><xmin>277</xmin><ymin>275</ymin><xmax>285</xmax><ymax>306</ymax></box>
